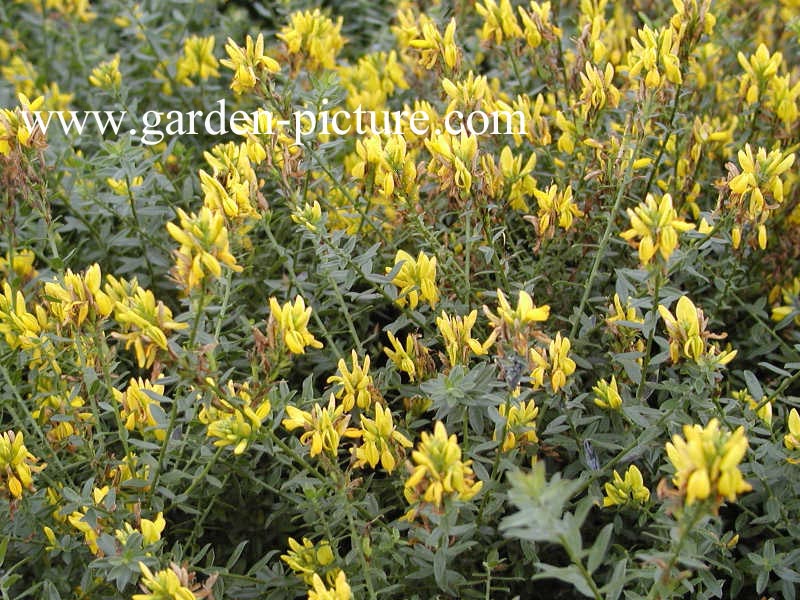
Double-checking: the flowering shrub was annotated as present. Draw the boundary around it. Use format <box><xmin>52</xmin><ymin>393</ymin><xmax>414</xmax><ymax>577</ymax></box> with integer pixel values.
<box><xmin>1</xmin><ymin>0</ymin><xmax>800</xmax><ymax>598</ymax></box>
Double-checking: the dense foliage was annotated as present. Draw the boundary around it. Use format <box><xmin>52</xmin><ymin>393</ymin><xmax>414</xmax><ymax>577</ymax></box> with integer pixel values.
<box><xmin>1</xmin><ymin>0</ymin><xmax>800</xmax><ymax>598</ymax></box>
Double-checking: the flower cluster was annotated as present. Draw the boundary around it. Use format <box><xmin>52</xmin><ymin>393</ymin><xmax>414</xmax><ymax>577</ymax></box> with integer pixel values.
<box><xmin>665</xmin><ymin>419</ymin><xmax>751</xmax><ymax>507</ymax></box>
<box><xmin>404</xmin><ymin>421</ymin><xmax>482</xmax><ymax>517</ymax></box>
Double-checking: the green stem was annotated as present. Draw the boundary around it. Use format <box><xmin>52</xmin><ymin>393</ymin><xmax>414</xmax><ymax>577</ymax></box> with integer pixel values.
<box><xmin>755</xmin><ymin>368</ymin><xmax>800</xmax><ymax>413</ymax></box>
<box><xmin>340</xmin><ymin>475</ymin><xmax>377</xmax><ymax>600</ymax></box>
<box><xmin>560</xmin><ymin>534</ymin><xmax>603</xmax><ymax>600</ymax></box>
<box><xmin>325</xmin><ymin>271</ymin><xmax>363</xmax><ymax>354</ymax></box>
<box><xmin>124</xmin><ymin>173</ymin><xmax>156</xmax><ymax>286</ymax></box>
<box><xmin>636</xmin><ymin>270</ymin><xmax>663</xmax><ymax>402</ymax></box>
<box><xmin>569</xmin><ymin>128</ymin><xmax>638</xmax><ymax>340</ymax></box>
<box><xmin>165</xmin><ymin>446</ymin><xmax>225</xmax><ymax>512</ymax></box>
<box><xmin>261</xmin><ymin>216</ymin><xmax>345</xmax><ymax>362</ymax></box>
<box><xmin>95</xmin><ymin>329</ymin><xmax>131</xmax><ymax>458</ymax></box>
<box><xmin>642</xmin><ymin>84</ymin><xmax>683</xmax><ymax>199</ymax></box>
<box><xmin>477</xmin><ymin>391</ymin><xmax>515</xmax><ymax>524</ymax></box>
<box><xmin>646</xmin><ymin>506</ymin><xmax>704</xmax><ymax>600</ymax></box>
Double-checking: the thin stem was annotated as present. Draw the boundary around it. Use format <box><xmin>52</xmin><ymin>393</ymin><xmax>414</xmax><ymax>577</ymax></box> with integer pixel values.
<box><xmin>339</xmin><ymin>474</ymin><xmax>377</xmax><ymax>600</ymax></box>
<box><xmin>560</xmin><ymin>534</ymin><xmax>603</xmax><ymax>600</ymax></box>
<box><xmin>94</xmin><ymin>329</ymin><xmax>131</xmax><ymax>458</ymax></box>
<box><xmin>646</xmin><ymin>506</ymin><xmax>704</xmax><ymax>600</ymax></box>
<box><xmin>261</xmin><ymin>216</ymin><xmax>345</xmax><ymax>362</ymax></box>
<box><xmin>569</xmin><ymin>127</ymin><xmax>638</xmax><ymax>340</ymax></box>
<box><xmin>325</xmin><ymin>271</ymin><xmax>363</xmax><ymax>354</ymax></box>
<box><xmin>642</xmin><ymin>84</ymin><xmax>683</xmax><ymax>199</ymax></box>
<box><xmin>165</xmin><ymin>446</ymin><xmax>225</xmax><ymax>512</ymax></box>
<box><xmin>636</xmin><ymin>270</ymin><xmax>663</xmax><ymax>402</ymax></box>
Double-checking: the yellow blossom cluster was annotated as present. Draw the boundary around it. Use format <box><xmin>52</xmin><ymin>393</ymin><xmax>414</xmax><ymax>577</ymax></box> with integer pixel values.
<box><xmin>281</xmin><ymin>537</ymin><xmax>340</xmax><ymax>587</ymax></box>
<box><xmin>0</xmin><ymin>431</ymin><xmax>44</xmax><ymax>499</ymax></box>
<box><xmin>282</xmin><ymin>394</ymin><xmax>350</xmax><ymax>459</ymax></box>
<box><xmin>166</xmin><ymin>206</ymin><xmax>243</xmax><ymax>294</ymax></box>
<box><xmin>658</xmin><ymin>295</ymin><xmax>737</xmax><ymax>366</ymax></box>
<box><xmin>620</xmin><ymin>193</ymin><xmax>695</xmax><ymax>266</ymax></box>
<box><xmin>268</xmin><ymin>295</ymin><xmax>323</xmax><ymax>355</ymax></box>
<box><xmin>277</xmin><ymin>9</ymin><xmax>346</xmax><ymax>72</ymax></box>
<box><xmin>388</xmin><ymin>250</ymin><xmax>439</xmax><ymax>310</ymax></box>
<box><xmin>603</xmin><ymin>465</ymin><xmax>650</xmax><ymax>508</ymax></box>
<box><xmin>665</xmin><ymin>419</ymin><xmax>751</xmax><ymax>507</ymax></box>
<box><xmin>199</xmin><ymin>381</ymin><xmax>271</xmax><ymax>455</ymax></box>
<box><xmin>404</xmin><ymin>421</ymin><xmax>482</xmax><ymax>516</ymax></box>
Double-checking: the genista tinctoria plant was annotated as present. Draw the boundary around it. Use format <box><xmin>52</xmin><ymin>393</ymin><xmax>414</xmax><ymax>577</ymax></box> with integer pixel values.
<box><xmin>0</xmin><ymin>0</ymin><xmax>799</xmax><ymax>598</ymax></box>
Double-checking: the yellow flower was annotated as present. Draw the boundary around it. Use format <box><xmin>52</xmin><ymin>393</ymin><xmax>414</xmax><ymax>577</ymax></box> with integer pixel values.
<box><xmin>338</xmin><ymin>50</ymin><xmax>408</xmax><ymax>112</ymax></box>
<box><xmin>384</xmin><ymin>331</ymin><xmax>423</xmax><ymax>381</ymax></box>
<box><xmin>424</xmin><ymin>131</ymin><xmax>477</xmax><ymax>194</ymax></box>
<box><xmin>114</xmin><ymin>378</ymin><xmax>167</xmax><ymax>441</ymax></box>
<box><xmin>308</xmin><ymin>571</ymin><xmax>352</xmax><ymax>600</ymax></box>
<box><xmin>436</xmin><ymin>310</ymin><xmax>495</xmax><ymax>368</ymax></box>
<box><xmin>201</xmin><ymin>141</ymin><xmax>259</xmax><ymax>219</ymax></box>
<box><xmin>282</xmin><ymin>395</ymin><xmax>349</xmax><ymax>458</ymax></box>
<box><xmin>476</xmin><ymin>0</ymin><xmax>522</xmax><ymax>45</ymax></box>
<box><xmin>578</xmin><ymin>62</ymin><xmax>621</xmax><ymax>122</ymax></box>
<box><xmin>404</xmin><ymin>421</ymin><xmax>482</xmax><ymax>513</ymax></box>
<box><xmin>497</xmin><ymin>399</ymin><xmax>539</xmax><ymax>451</ymax></box>
<box><xmin>0</xmin><ymin>431</ymin><xmax>45</xmax><ymax>499</ymax></box>
<box><xmin>107</xmin><ymin>175</ymin><xmax>143</xmax><ymax>196</ymax></box>
<box><xmin>327</xmin><ymin>350</ymin><xmax>375</xmax><ymax>411</ymax></box>
<box><xmin>0</xmin><ymin>248</ymin><xmax>38</xmax><ymax>281</ymax></box>
<box><xmin>620</xmin><ymin>192</ymin><xmax>695</xmax><ymax>266</ymax></box>
<box><xmin>784</xmin><ymin>408</ymin><xmax>800</xmax><ymax>451</ymax></box>
<box><xmin>140</xmin><ymin>513</ymin><xmax>166</xmax><ymax>545</ymax></box>
<box><xmin>766</xmin><ymin>74</ymin><xmax>800</xmax><ymax>127</ymax></box>
<box><xmin>0</xmin><ymin>94</ymin><xmax>47</xmax><ymax>155</ymax></box>
<box><xmin>44</xmin><ymin>263</ymin><xmax>114</xmax><ymax>329</ymax></box>
<box><xmin>291</xmin><ymin>200</ymin><xmax>323</xmax><ymax>233</ymax></box>
<box><xmin>388</xmin><ymin>250</ymin><xmax>439</xmax><ymax>310</ymax></box>
<box><xmin>593</xmin><ymin>376</ymin><xmax>623</xmax><ymax>410</ymax></box>
<box><xmin>115</xmin><ymin>512</ymin><xmax>165</xmax><ymax>547</ymax></box>
<box><xmin>111</xmin><ymin>284</ymin><xmax>187</xmax><ymax>369</ymax></box>
<box><xmin>200</xmin><ymin>381</ymin><xmax>271</xmax><ymax>455</ymax></box>
<box><xmin>40</xmin><ymin>0</ymin><xmax>96</xmax><ymax>21</ymax></box>
<box><xmin>606</xmin><ymin>293</ymin><xmax>644</xmax><ymax>331</ymax></box>
<box><xmin>408</xmin><ymin>16</ymin><xmax>460</xmax><ymax>71</ymax></box>
<box><xmin>281</xmin><ymin>537</ymin><xmax>339</xmax><ymax>586</ymax></box>
<box><xmin>665</xmin><ymin>419</ymin><xmax>751</xmax><ymax>506</ymax></box>
<box><xmin>530</xmin><ymin>183</ymin><xmax>583</xmax><ymax>238</ymax></box>
<box><xmin>603</xmin><ymin>465</ymin><xmax>650</xmax><ymax>507</ymax></box>
<box><xmin>771</xmin><ymin>277</ymin><xmax>800</xmax><ymax>326</ymax></box>
<box><xmin>727</xmin><ymin>144</ymin><xmax>794</xmax><ymax>249</ymax></box>
<box><xmin>484</xmin><ymin>289</ymin><xmax>549</xmax><ymax>333</ymax></box>
<box><xmin>626</xmin><ymin>25</ymin><xmax>682</xmax><ymax>88</ymax></box>
<box><xmin>518</xmin><ymin>1</ymin><xmax>562</xmax><ymax>50</ymax></box>
<box><xmin>220</xmin><ymin>33</ymin><xmax>280</xmax><ymax>95</ymax></box>
<box><xmin>175</xmin><ymin>35</ymin><xmax>219</xmax><ymax>86</ymax></box>
<box><xmin>0</xmin><ymin>280</ymin><xmax>48</xmax><ymax>351</ymax></box>
<box><xmin>67</xmin><ymin>485</ymin><xmax>110</xmax><ymax>554</ymax></box>
<box><xmin>268</xmin><ymin>295</ymin><xmax>323</xmax><ymax>355</ymax></box>
<box><xmin>737</xmin><ymin>43</ymin><xmax>783</xmax><ymax>105</ymax></box>
<box><xmin>133</xmin><ymin>562</ymin><xmax>195</xmax><ymax>600</ymax></box>
<box><xmin>732</xmin><ymin>389</ymin><xmax>772</xmax><ymax>426</ymax></box>
<box><xmin>166</xmin><ymin>207</ymin><xmax>243</xmax><ymax>294</ymax></box>
<box><xmin>68</xmin><ymin>509</ymin><xmax>102</xmax><ymax>556</ymax></box>
<box><xmin>480</xmin><ymin>145</ymin><xmax>536</xmax><ymax>212</ymax></box>
<box><xmin>278</xmin><ymin>9</ymin><xmax>346</xmax><ymax>72</ymax></box>
<box><xmin>529</xmin><ymin>333</ymin><xmax>576</xmax><ymax>393</ymax></box>
<box><xmin>350</xmin><ymin>404</ymin><xmax>412</xmax><ymax>473</ymax></box>
<box><xmin>658</xmin><ymin>295</ymin><xmax>736</xmax><ymax>366</ymax></box>
<box><xmin>483</xmin><ymin>289</ymin><xmax>550</xmax><ymax>356</ymax></box>
<box><xmin>88</xmin><ymin>55</ymin><xmax>121</xmax><ymax>90</ymax></box>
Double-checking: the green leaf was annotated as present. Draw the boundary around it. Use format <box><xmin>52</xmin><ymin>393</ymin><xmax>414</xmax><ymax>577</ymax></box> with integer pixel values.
<box><xmin>587</xmin><ymin>523</ymin><xmax>613</xmax><ymax>574</ymax></box>
<box><xmin>533</xmin><ymin>564</ymin><xmax>594</xmax><ymax>598</ymax></box>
